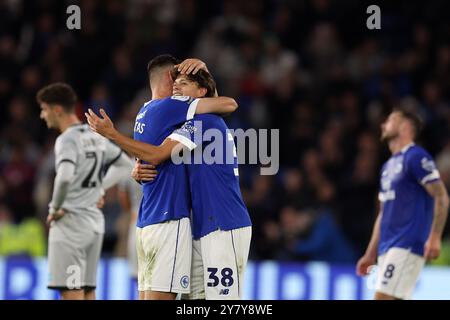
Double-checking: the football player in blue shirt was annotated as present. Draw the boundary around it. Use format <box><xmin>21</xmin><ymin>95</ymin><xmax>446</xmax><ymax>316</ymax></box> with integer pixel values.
<box><xmin>167</xmin><ymin>69</ymin><xmax>252</xmax><ymax>300</ymax></box>
<box><xmin>356</xmin><ymin>108</ymin><xmax>449</xmax><ymax>300</ymax></box>
<box><xmin>134</xmin><ymin>69</ymin><xmax>252</xmax><ymax>299</ymax></box>
<box><xmin>86</xmin><ymin>55</ymin><xmax>238</xmax><ymax>300</ymax></box>
<box><xmin>91</xmin><ymin>67</ymin><xmax>252</xmax><ymax>299</ymax></box>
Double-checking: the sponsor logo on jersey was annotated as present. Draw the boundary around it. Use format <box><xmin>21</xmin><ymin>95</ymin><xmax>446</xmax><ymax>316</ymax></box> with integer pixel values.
<box><xmin>393</xmin><ymin>163</ymin><xmax>403</xmax><ymax>174</ymax></box>
<box><xmin>381</xmin><ymin>178</ymin><xmax>391</xmax><ymax>190</ymax></box>
<box><xmin>378</xmin><ymin>190</ymin><xmax>396</xmax><ymax>202</ymax></box>
<box><xmin>136</xmin><ymin>110</ymin><xmax>147</xmax><ymax>120</ymax></box>
<box><xmin>134</xmin><ymin>121</ymin><xmax>146</xmax><ymax>134</ymax></box>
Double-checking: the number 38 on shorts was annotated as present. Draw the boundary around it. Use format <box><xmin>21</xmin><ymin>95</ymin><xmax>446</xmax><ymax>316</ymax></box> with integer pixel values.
<box><xmin>207</xmin><ymin>267</ymin><xmax>234</xmax><ymax>288</ymax></box>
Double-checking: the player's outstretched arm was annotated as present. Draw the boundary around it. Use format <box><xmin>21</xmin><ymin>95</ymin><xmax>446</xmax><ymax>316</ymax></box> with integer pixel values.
<box><xmin>131</xmin><ymin>139</ymin><xmax>186</xmax><ymax>182</ymax></box>
<box><xmin>86</xmin><ymin>108</ymin><xmax>179</xmax><ymax>166</ymax></box>
<box><xmin>356</xmin><ymin>203</ymin><xmax>383</xmax><ymax>276</ymax></box>
<box><xmin>110</xmin><ymin>135</ymin><xmax>178</xmax><ymax>166</ymax></box>
<box><xmin>424</xmin><ymin>180</ymin><xmax>450</xmax><ymax>260</ymax></box>
<box><xmin>102</xmin><ymin>153</ymin><xmax>134</xmax><ymax>190</ymax></box>
<box><xmin>195</xmin><ymin>97</ymin><xmax>238</xmax><ymax>116</ymax></box>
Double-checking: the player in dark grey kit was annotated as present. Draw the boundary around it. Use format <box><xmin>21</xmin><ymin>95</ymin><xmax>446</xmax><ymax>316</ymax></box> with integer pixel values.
<box><xmin>37</xmin><ymin>83</ymin><xmax>133</xmax><ymax>300</ymax></box>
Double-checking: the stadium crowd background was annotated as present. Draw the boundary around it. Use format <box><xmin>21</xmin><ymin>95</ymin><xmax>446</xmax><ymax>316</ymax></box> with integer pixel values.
<box><xmin>0</xmin><ymin>0</ymin><xmax>450</xmax><ymax>265</ymax></box>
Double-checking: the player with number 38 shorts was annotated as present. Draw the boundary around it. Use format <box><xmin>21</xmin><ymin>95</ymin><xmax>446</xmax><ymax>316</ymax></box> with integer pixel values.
<box><xmin>169</xmin><ymin>113</ymin><xmax>252</xmax><ymax>300</ymax></box>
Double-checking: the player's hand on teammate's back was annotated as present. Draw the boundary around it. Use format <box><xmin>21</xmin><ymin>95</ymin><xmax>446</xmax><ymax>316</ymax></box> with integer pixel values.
<box><xmin>424</xmin><ymin>235</ymin><xmax>441</xmax><ymax>261</ymax></box>
<box><xmin>85</xmin><ymin>108</ymin><xmax>116</xmax><ymax>139</ymax></box>
<box><xmin>175</xmin><ymin>58</ymin><xmax>208</xmax><ymax>75</ymax></box>
<box><xmin>132</xmin><ymin>159</ymin><xmax>158</xmax><ymax>182</ymax></box>
<box><xmin>356</xmin><ymin>254</ymin><xmax>376</xmax><ymax>276</ymax></box>
<box><xmin>46</xmin><ymin>208</ymin><xmax>66</xmax><ymax>226</ymax></box>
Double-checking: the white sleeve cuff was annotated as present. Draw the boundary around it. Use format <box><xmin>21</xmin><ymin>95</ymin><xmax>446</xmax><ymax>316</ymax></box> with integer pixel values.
<box><xmin>186</xmin><ymin>98</ymin><xmax>200</xmax><ymax>120</ymax></box>
<box><xmin>421</xmin><ymin>170</ymin><xmax>440</xmax><ymax>185</ymax></box>
<box><xmin>168</xmin><ymin>133</ymin><xmax>197</xmax><ymax>151</ymax></box>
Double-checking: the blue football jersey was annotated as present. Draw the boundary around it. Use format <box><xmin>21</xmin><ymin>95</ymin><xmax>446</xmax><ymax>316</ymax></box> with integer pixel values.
<box><xmin>134</xmin><ymin>96</ymin><xmax>199</xmax><ymax>228</ymax></box>
<box><xmin>169</xmin><ymin>114</ymin><xmax>252</xmax><ymax>239</ymax></box>
<box><xmin>378</xmin><ymin>143</ymin><xmax>440</xmax><ymax>256</ymax></box>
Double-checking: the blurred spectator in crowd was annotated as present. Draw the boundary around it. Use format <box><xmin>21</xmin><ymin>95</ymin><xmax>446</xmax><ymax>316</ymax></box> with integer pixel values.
<box><xmin>260</xmin><ymin>205</ymin><xmax>356</xmax><ymax>264</ymax></box>
<box><xmin>0</xmin><ymin>204</ymin><xmax>45</xmax><ymax>257</ymax></box>
<box><xmin>1</xmin><ymin>143</ymin><xmax>36</xmax><ymax>223</ymax></box>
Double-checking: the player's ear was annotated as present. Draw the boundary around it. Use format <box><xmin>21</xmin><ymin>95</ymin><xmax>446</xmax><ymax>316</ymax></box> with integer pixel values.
<box><xmin>199</xmin><ymin>87</ymin><xmax>207</xmax><ymax>97</ymax></box>
<box><xmin>53</xmin><ymin>104</ymin><xmax>64</xmax><ymax>116</ymax></box>
<box><xmin>167</xmin><ymin>69</ymin><xmax>174</xmax><ymax>82</ymax></box>
<box><xmin>398</xmin><ymin>118</ymin><xmax>407</xmax><ymax>131</ymax></box>
<box><xmin>404</xmin><ymin>120</ymin><xmax>415</xmax><ymax>136</ymax></box>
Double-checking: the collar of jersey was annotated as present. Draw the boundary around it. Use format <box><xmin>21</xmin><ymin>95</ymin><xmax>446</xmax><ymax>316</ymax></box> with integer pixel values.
<box><xmin>68</xmin><ymin>122</ymin><xmax>84</xmax><ymax>130</ymax></box>
<box><xmin>144</xmin><ymin>100</ymin><xmax>153</xmax><ymax>107</ymax></box>
<box><xmin>400</xmin><ymin>142</ymin><xmax>415</xmax><ymax>154</ymax></box>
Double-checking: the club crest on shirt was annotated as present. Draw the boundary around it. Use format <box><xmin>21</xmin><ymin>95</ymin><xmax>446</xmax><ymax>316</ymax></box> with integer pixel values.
<box><xmin>421</xmin><ymin>157</ymin><xmax>436</xmax><ymax>172</ymax></box>
<box><xmin>179</xmin><ymin>121</ymin><xmax>197</xmax><ymax>134</ymax></box>
<box><xmin>180</xmin><ymin>275</ymin><xmax>189</xmax><ymax>288</ymax></box>
<box><xmin>136</xmin><ymin>110</ymin><xmax>147</xmax><ymax>120</ymax></box>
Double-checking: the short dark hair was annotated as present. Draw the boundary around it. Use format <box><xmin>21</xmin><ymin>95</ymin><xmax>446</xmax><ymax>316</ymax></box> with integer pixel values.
<box><xmin>170</xmin><ymin>68</ymin><xmax>217</xmax><ymax>98</ymax></box>
<box><xmin>147</xmin><ymin>54</ymin><xmax>179</xmax><ymax>79</ymax></box>
<box><xmin>393</xmin><ymin>107</ymin><xmax>424</xmax><ymax>138</ymax></box>
<box><xmin>36</xmin><ymin>82</ymin><xmax>77</xmax><ymax>112</ymax></box>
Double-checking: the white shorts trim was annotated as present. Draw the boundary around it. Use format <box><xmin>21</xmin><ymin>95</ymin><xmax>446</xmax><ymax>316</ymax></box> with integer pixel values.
<box><xmin>375</xmin><ymin>247</ymin><xmax>425</xmax><ymax>299</ymax></box>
